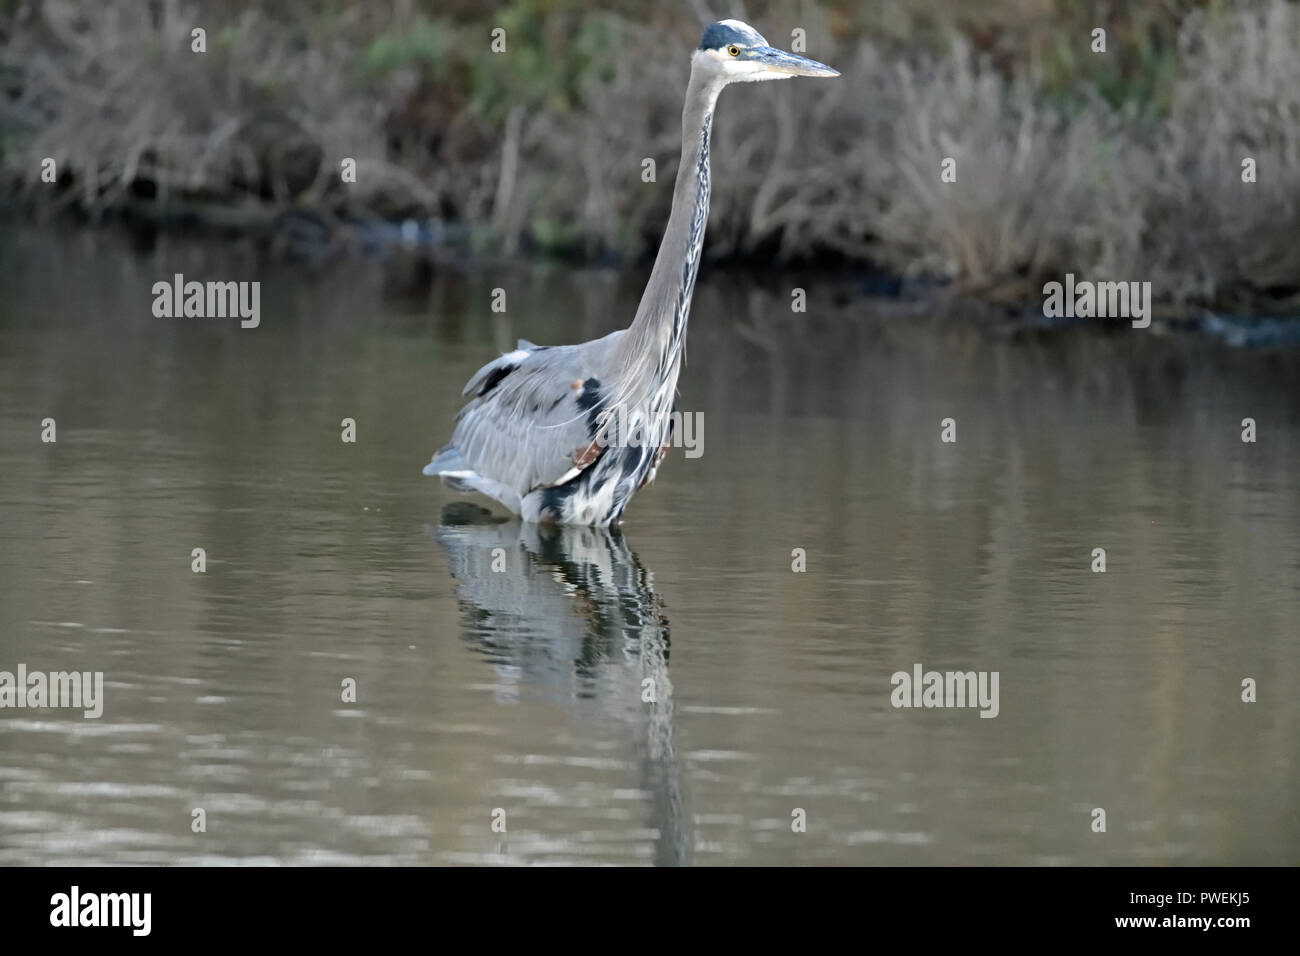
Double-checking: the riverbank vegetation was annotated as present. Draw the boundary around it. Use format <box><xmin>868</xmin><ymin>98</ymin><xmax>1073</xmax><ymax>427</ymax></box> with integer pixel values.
<box><xmin>2</xmin><ymin>0</ymin><xmax>1298</xmax><ymax>315</ymax></box>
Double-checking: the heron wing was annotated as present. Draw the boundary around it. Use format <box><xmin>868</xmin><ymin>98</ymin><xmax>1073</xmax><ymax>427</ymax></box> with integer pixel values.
<box><xmin>448</xmin><ymin>331</ymin><xmax>624</xmax><ymax>497</ymax></box>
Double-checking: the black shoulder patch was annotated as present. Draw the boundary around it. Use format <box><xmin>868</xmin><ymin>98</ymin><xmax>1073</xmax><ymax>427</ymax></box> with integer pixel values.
<box><xmin>477</xmin><ymin>364</ymin><xmax>515</xmax><ymax>397</ymax></box>
<box><xmin>575</xmin><ymin>377</ymin><xmax>602</xmax><ymax>412</ymax></box>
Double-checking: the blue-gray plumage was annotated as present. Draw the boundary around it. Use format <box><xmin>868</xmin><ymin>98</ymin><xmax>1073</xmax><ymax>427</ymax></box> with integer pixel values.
<box><xmin>699</xmin><ymin>20</ymin><xmax>765</xmax><ymax>52</ymax></box>
<box><xmin>423</xmin><ymin>19</ymin><xmax>839</xmax><ymax>526</ymax></box>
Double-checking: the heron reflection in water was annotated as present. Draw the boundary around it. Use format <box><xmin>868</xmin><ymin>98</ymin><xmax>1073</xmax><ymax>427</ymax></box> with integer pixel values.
<box><xmin>433</xmin><ymin>503</ymin><xmax>689</xmax><ymax>865</ymax></box>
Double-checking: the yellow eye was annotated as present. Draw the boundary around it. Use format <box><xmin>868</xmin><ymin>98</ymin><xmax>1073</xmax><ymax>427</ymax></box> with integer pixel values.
<box><xmin>727</xmin><ymin>45</ymin><xmax>740</xmax><ymax>56</ymax></box>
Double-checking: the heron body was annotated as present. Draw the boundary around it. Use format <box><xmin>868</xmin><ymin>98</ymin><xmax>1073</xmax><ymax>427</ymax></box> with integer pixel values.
<box><xmin>424</xmin><ymin>20</ymin><xmax>838</xmax><ymax>525</ymax></box>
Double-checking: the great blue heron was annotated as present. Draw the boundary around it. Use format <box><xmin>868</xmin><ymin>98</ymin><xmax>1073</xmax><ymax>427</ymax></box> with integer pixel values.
<box><xmin>423</xmin><ymin>20</ymin><xmax>838</xmax><ymax>525</ymax></box>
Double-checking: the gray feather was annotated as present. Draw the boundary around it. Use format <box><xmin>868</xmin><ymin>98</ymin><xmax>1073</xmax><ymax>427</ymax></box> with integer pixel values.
<box><xmin>424</xmin><ymin>51</ymin><xmax>731</xmax><ymax>525</ymax></box>
<box><xmin>448</xmin><ymin>330</ymin><xmax>625</xmax><ymax>497</ymax></box>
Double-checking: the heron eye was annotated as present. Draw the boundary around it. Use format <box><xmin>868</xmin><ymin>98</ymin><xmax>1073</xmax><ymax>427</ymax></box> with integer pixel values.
<box><xmin>727</xmin><ymin>45</ymin><xmax>740</xmax><ymax>56</ymax></box>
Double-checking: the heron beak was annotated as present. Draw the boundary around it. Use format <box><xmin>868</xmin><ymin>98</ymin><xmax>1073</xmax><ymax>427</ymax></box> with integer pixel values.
<box><xmin>753</xmin><ymin>46</ymin><xmax>839</xmax><ymax>78</ymax></box>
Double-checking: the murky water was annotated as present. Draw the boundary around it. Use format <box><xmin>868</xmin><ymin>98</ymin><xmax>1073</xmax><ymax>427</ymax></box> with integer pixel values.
<box><xmin>1</xmin><ymin>226</ymin><xmax>1297</xmax><ymax>865</ymax></box>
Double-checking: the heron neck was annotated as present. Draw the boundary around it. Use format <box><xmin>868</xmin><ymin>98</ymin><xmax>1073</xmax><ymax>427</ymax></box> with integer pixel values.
<box><xmin>617</xmin><ymin>65</ymin><xmax>722</xmax><ymax>393</ymax></box>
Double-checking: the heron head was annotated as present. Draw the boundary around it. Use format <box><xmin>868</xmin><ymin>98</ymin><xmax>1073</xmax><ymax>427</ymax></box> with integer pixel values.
<box><xmin>695</xmin><ymin>19</ymin><xmax>839</xmax><ymax>83</ymax></box>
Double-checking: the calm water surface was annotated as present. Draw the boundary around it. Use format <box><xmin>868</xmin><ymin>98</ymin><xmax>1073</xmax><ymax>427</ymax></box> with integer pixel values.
<box><xmin>1</xmin><ymin>227</ymin><xmax>1297</xmax><ymax>865</ymax></box>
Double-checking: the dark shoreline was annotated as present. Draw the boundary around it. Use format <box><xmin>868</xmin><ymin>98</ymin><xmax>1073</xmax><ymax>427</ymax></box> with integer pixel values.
<box><xmin>6</xmin><ymin>209</ymin><xmax>1299</xmax><ymax>351</ymax></box>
